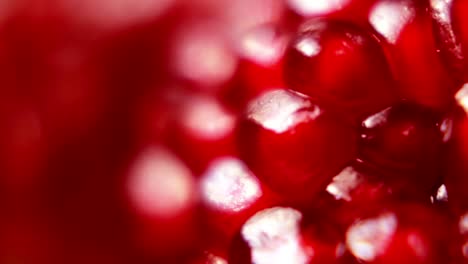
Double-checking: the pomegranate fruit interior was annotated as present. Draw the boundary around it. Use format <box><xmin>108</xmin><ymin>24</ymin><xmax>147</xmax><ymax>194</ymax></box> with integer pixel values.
<box><xmin>1</xmin><ymin>0</ymin><xmax>468</xmax><ymax>263</ymax></box>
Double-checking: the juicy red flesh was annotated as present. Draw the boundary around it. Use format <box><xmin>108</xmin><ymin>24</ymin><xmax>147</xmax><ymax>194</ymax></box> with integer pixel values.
<box><xmin>358</xmin><ymin>102</ymin><xmax>444</xmax><ymax>195</ymax></box>
<box><xmin>2</xmin><ymin>0</ymin><xmax>468</xmax><ymax>263</ymax></box>
<box><xmin>284</xmin><ymin>19</ymin><xmax>398</xmax><ymax>122</ymax></box>
<box><xmin>371</xmin><ymin>0</ymin><xmax>457</xmax><ymax>110</ymax></box>
<box><xmin>239</xmin><ymin>89</ymin><xmax>357</xmax><ymax>203</ymax></box>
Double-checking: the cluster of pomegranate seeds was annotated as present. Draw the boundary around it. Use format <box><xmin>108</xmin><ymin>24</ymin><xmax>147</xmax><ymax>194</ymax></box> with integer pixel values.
<box><xmin>2</xmin><ymin>0</ymin><xmax>468</xmax><ymax>263</ymax></box>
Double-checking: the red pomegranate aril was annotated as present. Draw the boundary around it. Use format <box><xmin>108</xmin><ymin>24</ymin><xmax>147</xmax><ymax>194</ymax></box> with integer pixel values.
<box><xmin>133</xmin><ymin>87</ymin><xmax>238</xmax><ymax>174</ymax></box>
<box><xmin>322</xmin><ymin>163</ymin><xmax>427</xmax><ymax>231</ymax></box>
<box><xmin>235</xmin><ymin>207</ymin><xmax>310</xmax><ymax>263</ymax></box>
<box><xmin>231</xmin><ymin>206</ymin><xmax>356</xmax><ymax>264</ymax></box>
<box><xmin>359</xmin><ymin>102</ymin><xmax>442</xmax><ymax>164</ymax></box>
<box><xmin>239</xmin><ymin>89</ymin><xmax>357</xmax><ymax>203</ymax></box>
<box><xmin>170</xmin><ymin>19</ymin><xmax>238</xmax><ymax>92</ymax></box>
<box><xmin>124</xmin><ymin>146</ymin><xmax>199</xmax><ymax>258</ymax></box>
<box><xmin>369</xmin><ymin>0</ymin><xmax>456</xmax><ymax>109</ymax></box>
<box><xmin>284</xmin><ymin>19</ymin><xmax>397</xmax><ymax>122</ymax></box>
<box><xmin>168</xmin><ymin>94</ymin><xmax>239</xmax><ymax>174</ymax></box>
<box><xmin>358</xmin><ymin>101</ymin><xmax>444</xmax><ymax>195</ymax></box>
<box><xmin>226</xmin><ymin>22</ymin><xmax>291</xmax><ymax>109</ymax></box>
<box><xmin>198</xmin><ymin>156</ymin><xmax>282</xmax><ymax>250</ymax></box>
<box><xmin>345</xmin><ymin>202</ymin><xmax>455</xmax><ymax>264</ymax></box>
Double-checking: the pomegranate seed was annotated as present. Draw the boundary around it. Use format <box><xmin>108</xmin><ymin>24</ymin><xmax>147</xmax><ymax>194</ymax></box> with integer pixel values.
<box><xmin>226</xmin><ymin>22</ymin><xmax>291</xmax><ymax>108</ymax></box>
<box><xmin>370</xmin><ymin>0</ymin><xmax>457</xmax><ymax>109</ymax></box>
<box><xmin>239</xmin><ymin>207</ymin><xmax>310</xmax><ymax>263</ymax></box>
<box><xmin>169</xmin><ymin>94</ymin><xmax>238</xmax><ymax>173</ymax></box>
<box><xmin>239</xmin><ymin>89</ymin><xmax>357</xmax><ymax>203</ymax></box>
<box><xmin>345</xmin><ymin>202</ymin><xmax>455</xmax><ymax>263</ymax></box>
<box><xmin>358</xmin><ymin>102</ymin><xmax>444</xmax><ymax>196</ymax></box>
<box><xmin>284</xmin><ymin>19</ymin><xmax>397</xmax><ymax>122</ymax></box>
<box><xmin>170</xmin><ymin>20</ymin><xmax>238</xmax><ymax>91</ymax></box>
<box><xmin>198</xmin><ymin>156</ymin><xmax>281</xmax><ymax>248</ymax></box>
<box><xmin>322</xmin><ymin>163</ymin><xmax>430</xmax><ymax>231</ymax></box>
<box><xmin>231</xmin><ymin>206</ymin><xmax>357</xmax><ymax>263</ymax></box>
<box><xmin>125</xmin><ymin>146</ymin><xmax>199</xmax><ymax>258</ymax></box>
